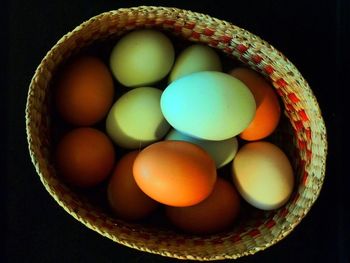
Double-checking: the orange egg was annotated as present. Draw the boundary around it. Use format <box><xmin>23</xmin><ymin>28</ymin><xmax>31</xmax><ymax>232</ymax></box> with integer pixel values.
<box><xmin>107</xmin><ymin>151</ymin><xmax>159</xmax><ymax>221</ymax></box>
<box><xmin>55</xmin><ymin>127</ymin><xmax>115</xmax><ymax>188</ymax></box>
<box><xmin>166</xmin><ymin>178</ymin><xmax>241</xmax><ymax>234</ymax></box>
<box><xmin>133</xmin><ymin>141</ymin><xmax>217</xmax><ymax>207</ymax></box>
<box><xmin>55</xmin><ymin>56</ymin><xmax>114</xmax><ymax>126</ymax></box>
<box><xmin>230</xmin><ymin>68</ymin><xmax>281</xmax><ymax>141</ymax></box>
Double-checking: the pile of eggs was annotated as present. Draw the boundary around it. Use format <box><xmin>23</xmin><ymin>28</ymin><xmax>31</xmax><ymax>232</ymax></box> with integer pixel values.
<box><xmin>54</xmin><ymin>29</ymin><xmax>294</xmax><ymax>234</ymax></box>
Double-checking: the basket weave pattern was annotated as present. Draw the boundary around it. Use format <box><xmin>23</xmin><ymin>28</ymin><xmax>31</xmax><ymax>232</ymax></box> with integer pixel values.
<box><xmin>25</xmin><ymin>6</ymin><xmax>327</xmax><ymax>260</ymax></box>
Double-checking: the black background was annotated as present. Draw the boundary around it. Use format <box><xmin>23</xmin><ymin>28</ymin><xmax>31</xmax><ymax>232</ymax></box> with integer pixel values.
<box><xmin>5</xmin><ymin>0</ymin><xmax>348</xmax><ymax>262</ymax></box>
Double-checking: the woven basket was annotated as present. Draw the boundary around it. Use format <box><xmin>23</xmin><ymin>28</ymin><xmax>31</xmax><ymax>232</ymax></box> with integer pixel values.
<box><xmin>25</xmin><ymin>6</ymin><xmax>327</xmax><ymax>261</ymax></box>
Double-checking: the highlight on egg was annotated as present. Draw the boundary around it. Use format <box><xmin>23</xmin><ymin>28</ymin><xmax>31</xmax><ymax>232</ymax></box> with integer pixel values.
<box><xmin>109</xmin><ymin>29</ymin><xmax>175</xmax><ymax>87</ymax></box>
<box><xmin>106</xmin><ymin>87</ymin><xmax>170</xmax><ymax>149</ymax></box>
<box><xmin>232</xmin><ymin>141</ymin><xmax>294</xmax><ymax>210</ymax></box>
<box><xmin>161</xmin><ymin>71</ymin><xmax>256</xmax><ymax>141</ymax></box>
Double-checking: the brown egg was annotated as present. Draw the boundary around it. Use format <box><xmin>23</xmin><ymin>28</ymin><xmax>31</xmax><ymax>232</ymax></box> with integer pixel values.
<box><xmin>166</xmin><ymin>178</ymin><xmax>241</xmax><ymax>234</ymax></box>
<box><xmin>55</xmin><ymin>56</ymin><xmax>114</xmax><ymax>126</ymax></box>
<box><xmin>133</xmin><ymin>141</ymin><xmax>217</xmax><ymax>207</ymax></box>
<box><xmin>229</xmin><ymin>67</ymin><xmax>281</xmax><ymax>141</ymax></box>
<box><xmin>107</xmin><ymin>151</ymin><xmax>159</xmax><ymax>221</ymax></box>
<box><xmin>55</xmin><ymin>127</ymin><xmax>115</xmax><ymax>188</ymax></box>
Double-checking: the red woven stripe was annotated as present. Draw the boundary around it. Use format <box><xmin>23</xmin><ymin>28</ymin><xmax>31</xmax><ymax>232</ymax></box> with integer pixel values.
<box><xmin>266</xmin><ymin>219</ymin><xmax>276</xmax><ymax>229</ymax></box>
<box><xmin>221</xmin><ymin>35</ymin><xmax>232</xmax><ymax>43</ymax></box>
<box><xmin>248</xmin><ymin>229</ymin><xmax>260</xmax><ymax>237</ymax></box>
<box><xmin>292</xmin><ymin>193</ymin><xmax>300</xmax><ymax>204</ymax></box>
<box><xmin>288</xmin><ymin>93</ymin><xmax>300</xmax><ymax>103</ymax></box>
<box><xmin>164</xmin><ymin>19</ymin><xmax>175</xmax><ymax>25</ymax></box>
<box><xmin>174</xmin><ymin>25</ymin><xmax>182</xmax><ymax>32</ymax></box>
<box><xmin>147</xmin><ymin>20</ymin><xmax>156</xmax><ymax>25</ymax></box>
<box><xmin>298</xmin><ymin>110</ymin><xmax>309</xmax><ymax>122</ymax></box>
<box><xmin>294</xmin><ymin>120</ymin><xmax>304</xmax><ymax>131</ymax></box>
<box><xmin>306</xmin><ymin>149</ymin><xmax>312</xmax><ymax>159</ymax></box>
<box><xmin>209</xmin><ymin>40</ymin><xmax>219</xmax><ymax>47</ymax></box>
<box><xmin>276</xmin><ymin>78</ymin><xmax>287</xmax><ymax>88</ymax></box>
<box><xmin>251</xmin><ymin>54</ymin><xmax>263</xmax><ymax>64</ymax></box>
<box><xmin>305</xmin><ymin>128</ymin><xmax>312</xmax><ymax>140</ymax></box>
<box><xmin>230</xmin><ymin>235</ymin><xmax>241</xmax><ymax>242</ymax></box>
<box><xmin>275</xmin><ymin>87</ymin><xmax>283</xmax><ymax>96</ymax></box>
<box><xmin>285</xmin><ymin>103</ymin><xmax>295</xmax><ymax>112</ymax></box>
<box><xmin>191</xmin><ymin>31</ymin><xmax>200</xmax><ymax>39</ymax></box>
<box><xmin>184</xmin><ymin>22</ymin><xmax>195</xmax><ymax>29</ymax></box>
<box><xmin>236</xmin><ymin>44</ymin><xmax>248</xmax><ymax>53</ymax></box>
<box><xmin>279</xmin><ymin>208</ymin><xmax>288</xmax><ymax>217</ymax></box>
<box><xmin>264</xmin><ymin>65</ymin><xmax>275</xmax><ymax>74</ymax></box>
<box><xmin>298</xmin><ymin>139</ymin><xmax>307</xmax><ymax>150</ymax></box>
<box><xmin>126</xmin><ymin>20</ymin><xmax>135</xmax><ymax>26</ymax></box>
<box><xmin>204</xmin><ymin>28</ymin><xmax>215</xmax><ymax>36</ymax></box>
<box><xmin>224</xmin><ymin>47</ymin><xmax>233</xmax><ymax>53</ymax></box>
<box><xmin>301</xmin><ymin>171</ymin><xmax>308</xmax><ymax>185</ymax></box>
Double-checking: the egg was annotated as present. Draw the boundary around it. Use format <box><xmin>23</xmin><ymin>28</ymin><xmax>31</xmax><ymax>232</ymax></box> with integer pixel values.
<box><xmin>169</xmin><ymin>44</ymin><xmax>222</xmax><ymax>83</ymax></box>
<box><xmin>232</xmin><ymin>141</ymin><xmax>294</xmax><ymax>210</ymax></box>
<box><xmin>165</xmin><ymin>129</ymin><xmax>238</xmax><ymax>168</ymax></box>
<box><xmin>166</xmin><ymin>178</ymin><xmax>241</xmax><ymax>234</ymax></box>
<box><xmin>106</xmin><ymin>87</ymin><xmax>170</xmax><ymax>149</ymax></box>
<box><xmin>55</xmin><ymin>56</ymin><xmax>114</xmax><ymax>126</ymax></box>
<box><xmin>107</xmin><ymin>151</ymin><xmax>159</xmax><ymax>221</ymax></box>
<box><xmin>133</xmin><ymin>141</ymin><xmax>217</xmax><ymax>207</ymax></box>
<box><xmin>161</xmin><ymin>71</ymin><xmax>256</xmax><ymax>140</ymax></box>
<box><xmin>55</xmin><ymin>128</ymin><xmax>115</xmax><ymax>188</ymax></box>
<box><xmin>230</xmin><ymin>68</ymin><xmax>281</xmax><ymax>141</ymax></box>
<box><xmin>110</xmin><ymin>29</ymin><xmax>175</xmax><ymax>87</ymax></box>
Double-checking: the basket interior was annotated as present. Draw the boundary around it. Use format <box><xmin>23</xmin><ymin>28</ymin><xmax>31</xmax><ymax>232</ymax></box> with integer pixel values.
<box><xmin>26</xmin><ymin>6</ymin><xmax>327</xmax><ymax>260</ymax></box>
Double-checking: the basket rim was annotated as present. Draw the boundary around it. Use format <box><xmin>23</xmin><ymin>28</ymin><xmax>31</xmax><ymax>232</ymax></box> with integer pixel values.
<box><xmin>25</xmin><ymin>5</ymin><xmax>328</xmax><ymax>261</ymax></box>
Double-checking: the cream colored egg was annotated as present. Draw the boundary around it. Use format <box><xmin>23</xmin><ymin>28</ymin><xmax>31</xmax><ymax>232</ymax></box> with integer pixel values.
<box><xmin>165</xmin><ymin>129</ymin><xmax>238</xmax><ymax>168</ymax></box>
<box><xmin>232</xmin><ymin>142</ymin><xmax>294</xmax><ymax>210</ymax></box>
<box><xmin>106</xmin><ymin>87</ymin><xmax>170</xmax><ymax>149</ymax></box>
<box><xmin>110</xmin><ymin>29</ymin><xmax>175</xmax><ymax>87</ymax></box>
<box><xmin>169</xmin><ymin>44</ymin><xmax>222</xmax><ymax>83</ymax></box>
<box><xmin>161</xmin><ymin>71</ymin><xmax>256</xmax><ymax>140</ymax></box>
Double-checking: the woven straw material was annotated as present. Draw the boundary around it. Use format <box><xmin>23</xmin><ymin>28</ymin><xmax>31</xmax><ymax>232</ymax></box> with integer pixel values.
<box><xmin>25</xmin><ymin>6</ymin><xmax>327</xmax><ymax>261</ymax></box>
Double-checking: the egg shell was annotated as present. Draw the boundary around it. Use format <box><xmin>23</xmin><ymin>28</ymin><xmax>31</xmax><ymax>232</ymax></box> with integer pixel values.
<box><xmin>106</xmin><ymin>87</ymin><xmax>170</xmax><ymax>149</ymax></box>
<box><xmin>230</xmin><ymin>68</ymin><xmax>281</xmax><ymax>141</ymax></box>
<box><xmin>165</xmin><ymin>129</ymin><xmax>238</xmax><ymax>168</ymax></box>
<box><xmin>232</xmin><ymin>141</ymin><xmax>294</xmax><ymax>210</ymax></box>
<box><xmin>161</xmin><ymin>71</ymin><xmax>256</xmax><ymax>140</ymax></box>
<box><xmin>169</xmin><ymin>44</ymin><xmax>222</xmax><ymax>83</ymax></box>
<box><xmin>109</xmin><ymin>29</ymin><xmax>175</xmax><ymax>87</ymax></box>
<box><xmin>55</xmin><ymin>128</ymin><xmax>115</xmax><ymax>188</ymax></box>
<box><xmin>107</xmin><ymin>151</ymin><xmax>159</xmax><ymax>221</ymax></box>
<box><xmin>133</xmin><ymin>141</ymin><xmax>217</xmax><ymax>207</ymax></box>
<box><xmin>55</xmin><ymin>56</ymin><xmax>114</xmax><ymax>126</ymax></box>
<box><xmin>166</xmin><ymin>178</ymin><xmax>241</xmax><ymax>234</ymax></box>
